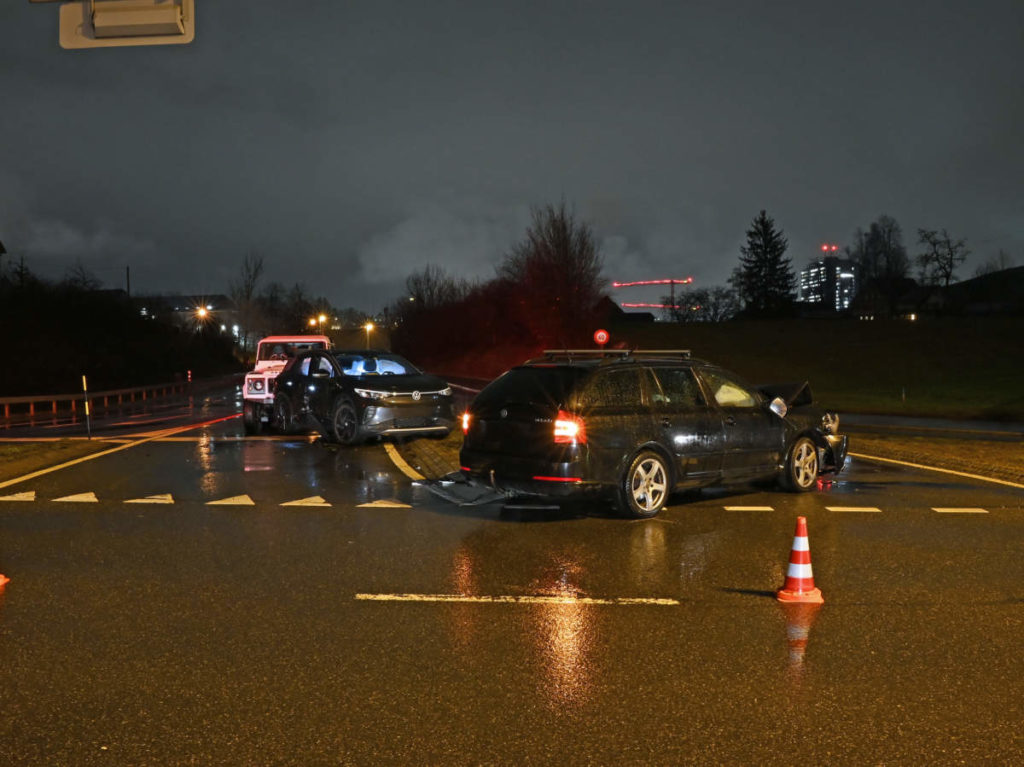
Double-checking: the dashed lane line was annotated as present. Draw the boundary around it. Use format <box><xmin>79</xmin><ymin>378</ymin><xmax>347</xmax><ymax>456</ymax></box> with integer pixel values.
<box><xmin>355</xmin><ymin>593</ymin><xmax>680</xmax><ymax>606</ymax></box>
<box><xmin>932</xmin><ymin>507</ymin><xmax>990</xmax><ymax>514</ymax></box>
<box><xmin>0</xmin><ymin>414</ymin><xmax>242</xmax><ymax>491</ymax></box>
<box><xmin>724</xmin><ymin>506</ymin><xmax>774</xmax><ymax>511</ymax></box>
<box><xmin>849</xmin><ymin>451</ymin><xmax>1024</xmax><ymax>490</ymax></box>
<box><xmin>826</xmin><ymin>506</ymin><xmax>883</xmax><ymax>513</ymax></box>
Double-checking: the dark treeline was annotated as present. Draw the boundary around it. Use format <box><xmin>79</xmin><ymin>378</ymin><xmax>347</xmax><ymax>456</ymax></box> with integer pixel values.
<box><xmin>0</xmin><ymin>269</ymin><xmax>239</xmax><ymax>396</ymax></box>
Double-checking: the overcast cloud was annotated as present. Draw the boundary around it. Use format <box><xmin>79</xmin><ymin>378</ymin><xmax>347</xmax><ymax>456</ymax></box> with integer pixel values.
<box><xmin>1</xmin><ymin>0</ymin><xmax>1021</xmax><ymax>310</ymax></box>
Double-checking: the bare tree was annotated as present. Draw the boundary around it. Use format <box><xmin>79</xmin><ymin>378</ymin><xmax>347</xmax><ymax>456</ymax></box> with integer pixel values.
<box><xmin>229</xmin><ymin>250</ymin><xmax>265</xmax><ymax>359</ymax></box>
<box><xmin>917</xmin><ymin>229</ymin><xmax>970</xmax><ymax>289</ymax></box>
<box><xmin>973</xmin><ymin>249</ymin><xmax>1015</xmax><ymax>278</ymax></box>
<box><xmin>847</xmin><ymin>215</ymin><xmax>911</xmax><ymax>317</ymax></box>
<box><xmin>63</xmin><ymin>259</ymin><xmax>101</xmax><ymax>291</ymax></box>
<box><xmin>405</xmin><ymin>264</ymin><xmax>472</xmax><ymax>313</ymax></box>
<box><xmin>498</xmin><ymin>202</ymin><xmax>606</xmax><ymax>346</ymax></box>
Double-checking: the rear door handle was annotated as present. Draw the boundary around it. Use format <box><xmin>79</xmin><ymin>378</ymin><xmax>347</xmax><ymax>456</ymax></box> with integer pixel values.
<box><xmin>725</xmin><ymin>415</ymin><xmax>736</xmax><ymax>427</ymax></box>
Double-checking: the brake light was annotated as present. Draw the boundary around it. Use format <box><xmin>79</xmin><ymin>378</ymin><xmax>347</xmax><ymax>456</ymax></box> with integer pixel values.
<box><xmin>554</xmin><ymin>410</ymin><xmax>586</xmax><ymax>444</ymax></box>
<box><xmin>461</xmin><ymin>412</ymin><xmax>471</xmax><ymax>434</ymax></box>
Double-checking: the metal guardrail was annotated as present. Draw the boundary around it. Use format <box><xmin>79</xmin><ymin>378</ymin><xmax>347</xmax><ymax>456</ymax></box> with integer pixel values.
<box><xmin>0</xmin><ymin>374</ymin><xmax>243</xmax><ymax>420</ymax></box>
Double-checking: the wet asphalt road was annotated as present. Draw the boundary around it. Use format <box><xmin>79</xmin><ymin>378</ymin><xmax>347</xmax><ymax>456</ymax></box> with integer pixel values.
<box><xmin>0</xmin><ymin>392</ymin><xmax>1022</xmax><ymax>765</ymax></box>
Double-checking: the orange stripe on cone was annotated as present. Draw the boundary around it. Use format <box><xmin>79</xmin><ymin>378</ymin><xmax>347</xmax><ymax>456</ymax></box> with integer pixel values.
<box><xmin>777</xmin><ymin>516</ymin><xmax>823</xmax><ymax>603</ymax></box>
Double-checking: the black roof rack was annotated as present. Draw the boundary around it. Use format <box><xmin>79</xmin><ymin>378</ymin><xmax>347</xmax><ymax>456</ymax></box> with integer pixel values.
<box><xmin>529</xmin><ymin>349</ymin><xmax>692</xmax><ymax>365</ymax></box>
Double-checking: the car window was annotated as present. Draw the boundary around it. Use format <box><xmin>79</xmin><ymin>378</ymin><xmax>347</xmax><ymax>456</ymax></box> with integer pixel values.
<box><xmin>298</xmin><ymin>357</ymin><xmax>312</xmax><ymax>376</ymax></box>
<box><xmin>652</xmin><ymin>367</ymin><xmax>706</xmax><ymax>409</ymax></box>
<box><xmin>701</xmin><ymin>369</ymin><xmax>759</xmax><ymax>408</ymax></box>
<box><xmin>315</xmin><ymin>356</ymin><xmax>334</xmax><ymax>376</ymax></box>
<box><xmin>577</xmin><ymin>368</ymin><xmax>645</xmax><ymax>410</ymax></box>
<box><xmin>476</xmin><ymin>367</ymin><xmax>590</xmax><ymax>408</ymax></box>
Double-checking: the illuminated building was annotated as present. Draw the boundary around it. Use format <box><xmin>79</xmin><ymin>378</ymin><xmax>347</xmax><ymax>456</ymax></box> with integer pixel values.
<box><xmin>798</xmin><ymin>256</ymin><xmax>857</xmax><ymax>312</ymax></box>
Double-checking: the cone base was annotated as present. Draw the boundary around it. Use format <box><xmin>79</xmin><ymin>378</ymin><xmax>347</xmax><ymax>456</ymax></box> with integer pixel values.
<box><xmin>776</xmin><ymin>586</ymin><xmax>823</xmax><ymax>604</ymax></box>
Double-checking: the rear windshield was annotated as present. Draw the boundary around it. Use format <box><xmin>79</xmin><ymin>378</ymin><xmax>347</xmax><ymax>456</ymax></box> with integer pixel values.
<box><xmin>475</xmin><ymin>366</ymin><xmax>590</xmax><ymax>408</ymax></box>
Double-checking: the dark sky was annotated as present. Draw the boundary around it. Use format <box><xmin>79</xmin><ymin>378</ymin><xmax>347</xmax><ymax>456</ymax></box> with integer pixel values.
<box><xmin>2</xmin><ymin>1</ymin><xmax>1022</xmax><ymax>311</ymax></box>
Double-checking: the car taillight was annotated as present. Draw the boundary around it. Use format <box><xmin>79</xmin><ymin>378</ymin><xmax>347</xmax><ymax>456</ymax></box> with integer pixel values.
<box><xmin>554</xmin><ymin>410</ymin><xmax>586</xmax><ymax>444</ymax></box>
<box><xmin>461</xmin><ymin>412</ymin><xmax>471</xmax><ymax>434</ymax></box>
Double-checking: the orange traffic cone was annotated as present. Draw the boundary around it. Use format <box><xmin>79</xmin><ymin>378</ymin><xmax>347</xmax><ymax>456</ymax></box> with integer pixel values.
<box><xmin>776</xmin><ymin>516</ymin><xmax>823</xmax><ymax>603</ymax></box>
<box><xmin>0</xmin><ymin>573</ymin><xmax>8</xmax><ymax>589</ymax></box>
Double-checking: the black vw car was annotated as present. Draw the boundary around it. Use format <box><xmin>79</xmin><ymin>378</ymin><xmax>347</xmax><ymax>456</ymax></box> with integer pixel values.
<box><xmin>459</xmin><ymin>350</ymin><xmax>848</xmax><ymax>518</ymax></box>
<box><xmin>272</xmin><ymin>349</ymin><xmax>454</xmax><ymax>444</ymax></box>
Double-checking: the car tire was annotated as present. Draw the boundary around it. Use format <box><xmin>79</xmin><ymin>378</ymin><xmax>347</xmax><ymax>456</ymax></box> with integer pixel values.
<box><xmin>330</xmin><ymin>397</ymin><xmax>361</xmax><ymax>445</ymax></box>
<box><xmin>781</xmin><ymin>436</ymin><xmax>819</xmax><ymax>492</ymax></box>
<box><xmin>617</xmin><ymin>450</ymin><xmax>670</xmax><ymax>519</ymax></box>
<box><xmin>271</xmin><ymin>397</ymin><xmax>294</xmax><ymax>434</ymax></box>
<box><xmin>243</xmin><ymin>401</ymin><xmax>262</xmax><ymax>436</ymax></box>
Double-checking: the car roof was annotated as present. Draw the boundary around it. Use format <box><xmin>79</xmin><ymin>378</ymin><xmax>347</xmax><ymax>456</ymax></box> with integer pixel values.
<box><xmin>521</xmin><ymin>349</ymin><xmax>702</xmax><ymax>369</ymax></box>
<box><xmin>258</xmin><ymin>335</ymin><xmax>331</xmax><ymax>345</ymax></box>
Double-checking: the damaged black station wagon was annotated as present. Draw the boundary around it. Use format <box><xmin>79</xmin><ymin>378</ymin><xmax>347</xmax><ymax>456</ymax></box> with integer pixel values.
<box><xmin>459</xmin><ymin>350</ymin><xmax>848</xmax><ymax>518</ymax></box>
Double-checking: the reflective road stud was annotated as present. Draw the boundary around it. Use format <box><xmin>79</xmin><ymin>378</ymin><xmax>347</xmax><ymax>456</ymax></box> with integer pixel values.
<box><xmin>776</xmin><ymin>516</ymin><xmax>824</xmax><ymax>604</ymax></box>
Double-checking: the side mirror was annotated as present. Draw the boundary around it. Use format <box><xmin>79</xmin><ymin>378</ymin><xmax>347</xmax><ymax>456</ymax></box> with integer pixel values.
<box><xmin>769</xmin><ymin>396</ymin><xmax>788</xmax><ymax>418</ymax></box>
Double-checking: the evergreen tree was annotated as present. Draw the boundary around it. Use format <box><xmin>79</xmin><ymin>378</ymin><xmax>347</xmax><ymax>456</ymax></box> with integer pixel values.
<box><xmin>729</xmin><ymin>210</ymin><xmax>795</xmax><ymax>317</ymax></box>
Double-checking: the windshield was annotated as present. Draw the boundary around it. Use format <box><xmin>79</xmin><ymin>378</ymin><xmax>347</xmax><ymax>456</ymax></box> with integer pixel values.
<box><xmin>475</xmin><ymin>366</ymin><xmax>590</xmax><ymax>409</ymax></box>
<box><xmin>331</xmin><ymin>352</ymin><xmax>421</xmax><ymax>377</ymax></box>
<box><xmin>257</xmin><ymin>341</ymin><xmax>328</xmax><ymax>362</ymax></box>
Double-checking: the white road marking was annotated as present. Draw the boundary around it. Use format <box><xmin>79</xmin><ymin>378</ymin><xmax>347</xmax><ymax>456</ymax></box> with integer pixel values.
<box><xmin>826</xmin><ymin>506</ymin><xmax>883</xmax><ymax>512</ymax></box>
<box><xmin>54</xmin><ymin>492</ymin><xmax>99</xmax><ymax>503</ymax></box>
<box><xmin>355</xmin><ymin>593</ymin><xmax>680</xmax><ymax>606</ymax></box>
<box><xmin>124</xmin><ymin>494</ymin><xmax>174</xmax><ymax>504</ymax></box>
<box><xmin>849</xmin><ymin>451</ymin><xmax>1024</xmax><ymax>490</ymax></box>
<box><xmin>206</xmin><ymin>495</ymin><xmax>256</xmax><ymax>506</ymax></box>
<box><xmin>281</xmin><ymin>496</ymin><xmax>331</xmax><ymax>507</ymax></box>
<box><xmin>724</xmin><ymin>505</ymin><xmax>774</xmax><ymax>511</ymax></box>
<box><xmin>932</xmin><ymin>507</ymin><xmax>989</xmax><ymax>514</ymax></box>
<box><xmin>357</xmin><ymin>499</ymin><xmax>413</xmax><ymax>508</ymax></box>
<box><xmin>0</xmin><ymin>491</ymin><xmax>36</xmax><ymax>502</ymax></box>
<box><xmin>383</xmin><ymin>442</ymin><xmax>426</xmax><ymax>481</ymax></box>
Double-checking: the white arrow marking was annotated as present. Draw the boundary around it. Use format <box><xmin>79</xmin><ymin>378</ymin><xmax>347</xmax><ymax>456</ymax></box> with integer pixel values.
<box><xmin>0</xmin><ymin>491</ymin><xmax>36</xmax><ymax>502</ymax></box>
<box><xmin>206</xmin><ymin>495</ymin><xmax>256</xmax><ymax>506</ymax></box>
<box><xmin>54</xmin><ymin>492</ymin><xmax>99</xmax><ymax>503</ymax></box>
<box><xmin>125</xmin><ymin>494</ymin><xmax>174</xmax><ymax>504</ymax></box>
<box><xmin>281</xmin><ymin>496</ymin><xmax>331</xmax><ymax>507</ymax></box>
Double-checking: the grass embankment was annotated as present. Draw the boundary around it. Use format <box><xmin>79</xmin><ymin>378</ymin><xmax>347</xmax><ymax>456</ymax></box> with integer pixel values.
<box><xmin>0</xmin><ymin>440</ymin><xmax>112</xmax><ymax>484</ymax></box>
<box><xmin>611</xmin><ymin>316</ymin><xmax>1024</xmax><ymax>420</ymax></box>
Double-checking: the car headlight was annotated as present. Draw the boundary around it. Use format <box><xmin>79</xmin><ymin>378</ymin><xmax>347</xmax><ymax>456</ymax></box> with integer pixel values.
<box><xmin>248</xmin><ymin>379</ymin><xmax>264</xmax><ymax>392</ymax></box>
<box><xmin>822</xmin><ymin>412</ymin><xmax>839</xmax><ymax>434</ymax></box>
<box><xmin>354</xmin><ymin>388</ymin><xmax>388</xmax><ymax>400</ymax></box>
<box><xmin>440</xmin><ymin>387</ymin><xmax>452</xmax><ymax>396</ymax></box>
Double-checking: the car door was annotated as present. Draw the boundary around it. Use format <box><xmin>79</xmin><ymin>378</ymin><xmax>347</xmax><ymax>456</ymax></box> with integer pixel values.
<box><xmin>304</xmin><ymin>352</ymin><xmax>338</xmax><ymax>421</ymax></box>
<box><xmin>574</xmin><ymin>366</ymin><xmax>658</xmax><ymax>483</ymax></box>
<box><xmin>697</xmin><ymin>367</ymin><xmax>783</xmax><ymax>479</ymax></box>
<box><xmin>649</xmin><ymin>365</ymin><xmax>725</xmax><ymax>484</ymax></box>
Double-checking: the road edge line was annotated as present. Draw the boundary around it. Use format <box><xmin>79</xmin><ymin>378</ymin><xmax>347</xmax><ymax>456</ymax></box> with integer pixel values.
<box><xmin>848</xmin><ymin>451</ymin><xmax>1024</xmax><ymax>490</ymax></box>
<box><xmin>383</xmin><ymin>443</ymin><xmax>426</xmax><ymax>481</ymax></box>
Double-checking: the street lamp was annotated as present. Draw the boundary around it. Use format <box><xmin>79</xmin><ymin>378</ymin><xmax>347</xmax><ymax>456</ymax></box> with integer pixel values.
<box><xmin>363</xmin><ymin>322</ymin><xmax>374</xmax><ymax>349</ymax></box>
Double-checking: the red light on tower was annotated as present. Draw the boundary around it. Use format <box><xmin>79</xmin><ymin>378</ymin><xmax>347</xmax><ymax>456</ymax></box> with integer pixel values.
<box><xmin>821</xmin><ymin>243</ymin><xmax>840</xmax><ymax>253</ymax></box>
